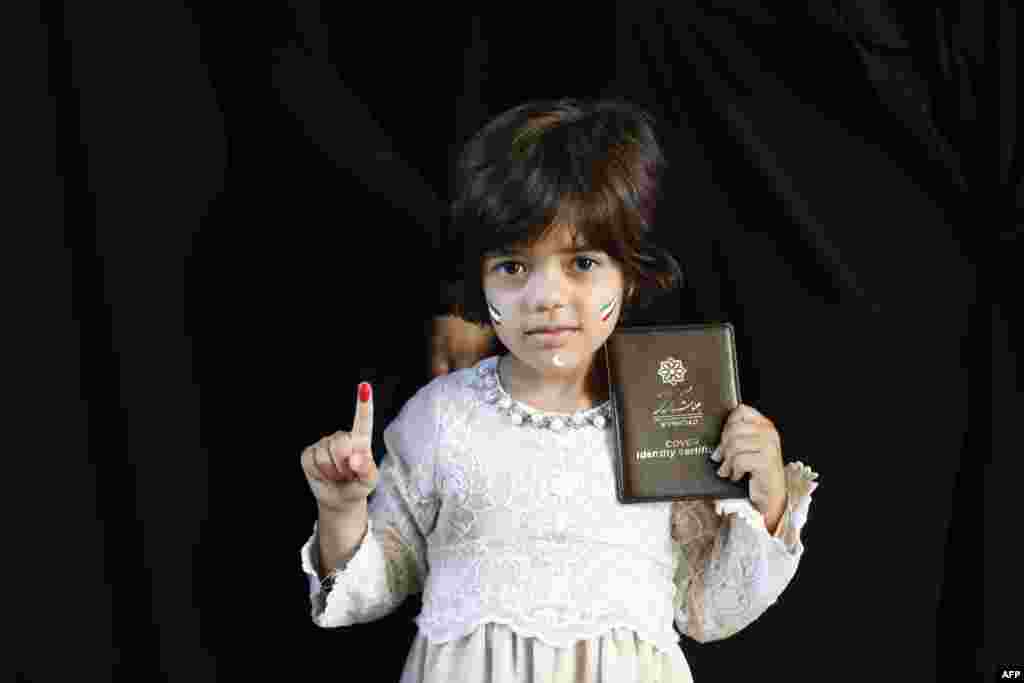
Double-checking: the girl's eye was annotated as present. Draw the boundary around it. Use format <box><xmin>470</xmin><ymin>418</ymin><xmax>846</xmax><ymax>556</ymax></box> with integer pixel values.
<box><xmin>495</xmin><ymin>261</ymin><xmax>524</xmax><ymax>276</ymax></box>
<box><xmin>492</xmin><ymin>256</ymin><xmax>600</xmax><ymax>276</ymax></box>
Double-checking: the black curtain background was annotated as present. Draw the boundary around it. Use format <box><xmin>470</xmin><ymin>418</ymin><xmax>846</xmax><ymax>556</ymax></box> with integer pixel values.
<box><xmin>42</xmin><ymin>1</ymin><xmax>1019</xmax><ymax>681</ymax></box>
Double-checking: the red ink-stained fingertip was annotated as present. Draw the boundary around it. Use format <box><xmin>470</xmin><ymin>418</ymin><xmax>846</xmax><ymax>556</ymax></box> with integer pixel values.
<box><xmin>359</xmin><ymin>382</ymin><xmax>371</xmax><ymax>403</ymax></box>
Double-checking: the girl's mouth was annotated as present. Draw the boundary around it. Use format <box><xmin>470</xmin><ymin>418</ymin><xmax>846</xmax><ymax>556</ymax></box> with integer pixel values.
<box><xmin>527</xmin><ymin>329</ymin><xmax>578</xmax><ymax>347</ymax></box>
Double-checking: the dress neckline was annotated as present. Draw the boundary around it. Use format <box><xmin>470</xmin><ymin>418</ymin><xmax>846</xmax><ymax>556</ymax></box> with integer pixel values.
<box><xmin>475</xmin><ymin>355</ymin><xmax>612</xmax><ymax>431</ymax></box>
<box><xmin>494</xmin><ymin>354</ymin><xmax>611</xmax><ymax>417</ymax></box>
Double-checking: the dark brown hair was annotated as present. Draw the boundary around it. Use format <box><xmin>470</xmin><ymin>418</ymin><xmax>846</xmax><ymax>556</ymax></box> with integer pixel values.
<box><xmin>451</xmin><ymin>98</ymin><xmax>683</xmax><ymax>327</ymax></box>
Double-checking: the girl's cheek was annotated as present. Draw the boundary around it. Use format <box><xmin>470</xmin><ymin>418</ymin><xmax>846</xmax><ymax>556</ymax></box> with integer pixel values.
<box><xmin>597</xmin><ymin>294</ymin><xmax>620</xmax><ymax>325</ymax></box>
<box><xmin>589</xmin><ymin>277</ymin><xmax>622</xmax><ymax>326</ymax></box>
<box><xmin>485</xmin><ymin>289</ymin><xmax>516</xmax><ymax>329</ymax></box>
<box><xmin>487</xmin><ymin>300</ymin><xmax>504</xmax><ymax>326</ymax></box>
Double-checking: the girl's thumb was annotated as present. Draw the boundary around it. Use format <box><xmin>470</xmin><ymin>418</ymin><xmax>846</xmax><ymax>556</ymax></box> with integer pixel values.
<box><xmin>352</xmin><ymin>452</ymin><xmax>375</xmax><ymax>480</ymax></box>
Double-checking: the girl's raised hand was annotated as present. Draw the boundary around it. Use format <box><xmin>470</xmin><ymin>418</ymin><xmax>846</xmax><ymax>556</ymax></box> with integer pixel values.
<box><xmin>712</xmin><ymin>404</ymin><xmax>787</xmax><ymax>530</ymax></box>
<box><xmin>300</xmin><ymin>382</ymin><xmax>379</xmax><ymax>515</ymax></box>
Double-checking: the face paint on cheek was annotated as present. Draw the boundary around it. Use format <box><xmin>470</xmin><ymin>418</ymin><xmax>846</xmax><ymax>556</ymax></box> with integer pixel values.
<box><xmin>487</xmin><ymin>301</ymin><xmax>503</xmax><ymax>326</ymax></box>
<box><xmin>598</xmin><ymin>295</ymin><xmax>619</xmax><ymax>323</ymax></box>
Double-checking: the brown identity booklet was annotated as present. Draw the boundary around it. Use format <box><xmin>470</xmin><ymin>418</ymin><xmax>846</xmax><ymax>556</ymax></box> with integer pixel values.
<box><xmin>603</xmin><ymin>323</ymin><xmax>749</xmax><ymax>503</ymax></box>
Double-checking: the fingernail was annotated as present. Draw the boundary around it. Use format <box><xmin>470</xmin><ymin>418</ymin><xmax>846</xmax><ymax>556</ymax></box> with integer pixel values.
<box><xmin>359</xmin><ymin>382</ymin><xmax>371</xmax><ymax>402</ymax></box>
<box><xmin>710</xmin><ymin>446</ymin><xmax>722</xmax><ymax>462</ymax></box>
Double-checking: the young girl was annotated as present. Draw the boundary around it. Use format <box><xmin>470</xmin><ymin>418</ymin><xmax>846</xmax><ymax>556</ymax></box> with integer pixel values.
<box><xmin>299</xmin><ymin>98</ymin><xmax>819</xmax><ymax>682</ymax></box>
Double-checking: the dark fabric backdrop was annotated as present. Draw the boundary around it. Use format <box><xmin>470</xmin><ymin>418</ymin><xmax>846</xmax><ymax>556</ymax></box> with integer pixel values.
<box><xmin>43</xmin><ymin>1</ymin><xmax>1019</xmax><ymax>681</ymax></box>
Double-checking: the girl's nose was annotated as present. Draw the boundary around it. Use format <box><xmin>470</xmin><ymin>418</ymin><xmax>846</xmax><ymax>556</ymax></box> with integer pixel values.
<box><xmin>524</xmin><ymin>266</ymin><xmax>570</xmax><ymax>310</ymax></box>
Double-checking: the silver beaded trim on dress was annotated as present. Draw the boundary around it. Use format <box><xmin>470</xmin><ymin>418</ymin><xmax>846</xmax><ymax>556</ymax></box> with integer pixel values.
<box><xmin>475</xmin><ymin>357</ymin><xmax>612</xmax><ymax>431</ymax></box>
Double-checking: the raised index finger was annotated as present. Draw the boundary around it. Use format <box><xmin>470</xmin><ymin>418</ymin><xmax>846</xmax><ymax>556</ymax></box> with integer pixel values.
<box><xmin>352</xmin><ymin>382</ymin><xmax>374</xmax><ymax>448</ymax></box>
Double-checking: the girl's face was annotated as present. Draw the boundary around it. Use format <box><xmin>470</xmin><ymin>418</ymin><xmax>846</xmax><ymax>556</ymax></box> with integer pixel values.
<box><xmin>481</xmin><ymin>224</ymin><xmax>626</xmax><ymax>375</ymax></box>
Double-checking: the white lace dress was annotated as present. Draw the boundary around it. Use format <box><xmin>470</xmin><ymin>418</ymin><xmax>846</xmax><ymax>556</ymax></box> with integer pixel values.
<box><xmin>299</xmin><ymin>355</ymin><xmax>819</xmax><ymax>683</ymax></box>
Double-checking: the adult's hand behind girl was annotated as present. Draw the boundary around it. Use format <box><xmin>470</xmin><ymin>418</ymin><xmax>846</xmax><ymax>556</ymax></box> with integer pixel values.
<box><xmin>300</xmin><ymin>382</ymin><xmax>379</xmax><ymax>514</ymax></box>
<box><xmin>430</xmin><ymin>314</ymin><xmax>495</xmax><ymax>377</ymax></box>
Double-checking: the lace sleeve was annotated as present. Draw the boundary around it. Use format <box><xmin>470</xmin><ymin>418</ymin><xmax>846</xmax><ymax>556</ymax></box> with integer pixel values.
<box><xmin>671</xmin><ymin>461</ymin><xmax>819</xmax><ymax>643</ymax></box>
<box><xmin>298</xmin><ymin>380</ymin><xmax>443</xmax><ymax>628</ymax></box>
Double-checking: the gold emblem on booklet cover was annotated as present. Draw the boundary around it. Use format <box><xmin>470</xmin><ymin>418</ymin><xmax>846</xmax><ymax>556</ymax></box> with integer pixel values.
<box><xmin>653</xmin><ymin>357</ymin><xmax>704</xmax><ymax>428</ymax></box>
